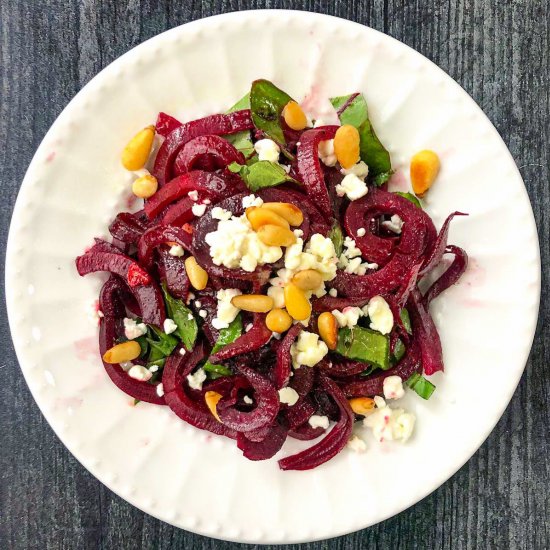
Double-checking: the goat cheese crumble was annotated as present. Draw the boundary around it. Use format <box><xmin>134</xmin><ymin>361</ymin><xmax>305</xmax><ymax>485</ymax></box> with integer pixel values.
<box><xmin>278</xmin><ymin>387</ymin><xmax>299</xmax><ymax>406</ymax></box>
<box><xmin>212</xmin><ymin>288</ymin><xmax>242</xmax><ymax>330</ymax></box>
<box><xmin>254</xmin><ymin>139</ymin><xmax>280</xmax><ymax>163</ymax></box>
<box><xmin>187</xmin><ymin>368</ymin><xmax>207</xmax><ymax>391</ymax></box>
<box><xmin>290</xmin><ymin>331</ymin><xmax>328</xmax><ymax>368</ymax></box>
<box><xmin>335</xmin><ymin>173</ymin><xmax>368</xmax><ymax>200</ymax></box>
<box><xmin>309</xmin><ymin>415</ymin><xmax>330</xmax><ymax>430</ymax></box>
<box><xmin>123</xmin><ymin>317</ymin><xmax>147</xmax><ymax>340</ymax></box>
<box><xmin>363</xmin><ymin>396</ymin><xmax>415</xmax><ymax>442</ymax></box>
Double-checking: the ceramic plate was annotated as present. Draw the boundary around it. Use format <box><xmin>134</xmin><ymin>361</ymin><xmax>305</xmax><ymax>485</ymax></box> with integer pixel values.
<box><xmin>5</xmin><ymin>10</ymin><xmax>540</xmax><ymax>544</ymax></box>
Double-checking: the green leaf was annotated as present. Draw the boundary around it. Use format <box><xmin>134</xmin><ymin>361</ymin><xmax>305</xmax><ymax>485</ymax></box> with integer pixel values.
<box><xmin>133</xmin><ymin>398</ymin><xmax>141</xmax><ymax>406</ymax></box>
<box><xmin>147</xmin><ymin>325</ymin><xmax>178</xmax><ymax>361</ymax></box>
<box><xmin>328</xmin><ymin>221</ymin><xmax>344</xmax><ymax>256</ymax></box>
<box><xmin>395</xmin><ymin>192</ymin><xmax>422</xmax><ymax>209</ymax></box>
<box><xmin>406</xmin><ymin>373</ymin><xmax>436</xmax><ymax>400</ymax></box>
<box><xmin>203</xmin><ymin>316</ymin><xmax>242</xmax><ymax>377</ymax></box>
<box><xmin>226</xmin><ymin>92</ymin><xmax>250</xmax><ymax>113</ymax></box>
<box><xmin>335</xmin><ymin>326</ymin><xmax>390</xmax><ymax>370</ymax></box>
<box><xmin>372</xmin><ymin>170</ymin><xmax>393</xmax><ymax>186</ymax></box>
<box><xmin>250</xmin><ymin>79</ymin><xmax>293</xmax><ymax>144</ymax></box>
<box><xmin>400</xmin><ymin>308</ymin><xmax>412</xmax><ymax>335</ymax></box>
<box><xmin>161</xmin><ymin>284</ymin><xmax>198</xmax><ymax>351</ymax></box>
<box><xmin>229</xmin><ymin>160</ymin><xmax>297</xmax><ymax>192</ymax></box>
<box><xmin>330</xmin><ymin>93</ymin><xmax>392</xmax><ymax>182</ymax></box>
<box><xmin>135</xmin><ymin>334</ymin><xmax>149</xmax><ymax>358</ymax></box>
<box><xmin>392</xmin><ymin>339</ymin><xmax>406</xmax><ymax>364</ymax></box>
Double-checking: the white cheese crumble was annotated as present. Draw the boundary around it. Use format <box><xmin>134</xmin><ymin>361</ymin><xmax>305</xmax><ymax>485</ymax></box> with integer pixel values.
<box><xmin>178</xmin><ymin>348</ymin><xmax>186</xmax><ymax>356</ymax></box>
<box><xmin>365</xmin><ymin>295</ymin><xmax>393</xmax><ymax>335</ymax></box>
<box><xmin>347</xmin><ymin>435</ymin><xmax>367</xmax><ymax>453</ymax></box>
<box><xmin>188</xmin><ymin>190</ymin><xmax>199</xmax><ymax>201</ymax></box>
<box><xmin>123</xmin><ymin>317</ymin><xmax>147</xmax><ymax>340</ymax></box>
<box><xmin>335</xmin><ymin>173</ymin><xmax>369</xmax><ymax>200</ymax></box>
<box><xmin>163</xmin><ymin>318</ymin><xmax>177</xmax><ymax>334</ymax></box>
<box><xmin>149</xmin><ymin>364</ymin><xmax>159</xmax><ymax>373</ymax></box>
<box><xmin>119</xmin><ymin>361</ymin><xmax>133</xmax><ymax>372</ymax></box>
<box><xmin>168</xmin><ymin>244</ymin><xmax>185</xmax><ymax>257</ymax></box>
<box><xmin>211</xmin><ymin>206</ymin><xmax>232</xmax><ymax>221</ymax></box>
<box><xmin>332</xmin><ymin>306</ymin><xmax>363</xmax><ymax>328</ymax></box>
<box><xmin>86</xmin><ymin>299</ymin><xmax>104</xmax><ymax>326</ymax></box>
<box><xmin>328</xmin><ymin>288</ymin><xmax>338</xmax><ymax>297</ymax></box>
<box><xmin>267</xmin><ymin>285</ymin><xmax>286</xmax><ymax>308</ymax></box>
<box><xmin>212</xmin><ymin>288</ymin><xmax>242</xmax><ymax>330</ymax></box>
<box><xmin>191</xmin><ymin>203</ymin><xmax>207</xmax><ymax>217</ymax></box>
<box><xmin>340</xmin><ymin>160</ymin><xmax>369</xmax><ymax>179</ymax></box>
<box><xmin>318</xmin><ymin>139</ymin><xmax>337</xmax><ymax>167</ymax></box>
<box><xmin>290</xmin><ymin>331</ymin><xmax>328</xmax><ymax>368</ymax></box>
<box><xmin>156</xmin><ymin>383</ymin><xmax>164</xmax><ymax>397</ymax></box>
<box><xmin>309</xmin><ymin>415</ymin><xmax>330</xmax><ymax>430</ymax></box>
<box><xmin>254</xmin><ymin>138</ymin><xmax>280</xmax><ymax>163</ymax></box>
<box><xmin>338</xmin><ymin>237</ymin><xmax>378</xmax><ymax>275</ymax></box>
<box><xmin>243</xmin><ymin>395</ymin><xmax>253</xmax><ymax>405</ymax></box>
<box><xmin>278</xmin><ymin>387</ymin><xmax>299</xmax><ymax>406</ymax></box>
<box><xmin>363</xmin><ymin>396</ymin><xmax>415</xmax><ymax>442</ymax></box>
<box><xmin>245</xmin><ymin>323</ymin><xmax>253</xmax><ymax>333</ymax></box>
<box><xmin>194</xmin><ymin>300</ymin><xmax>201</xmax><ymax>308</ymax></box>
<box><xmin>242</xmin><ymin>194</ymin><xmax>264</xmax><ymax>209</ymax></box>
<box><xmin>382</xmin><ymin>214</ymin><xmax>404</xmax><ymax>234</ymax></box>
<box><xmin>383</xmin><ymin>376</ymin><xmax>405</xmax><ymax>400</ymax></box>
<box><xmin>128</xmin><ymin>365</ymin><xmax>152</xmax><ymax>382</ymax></box>
<box><xmin>205</xmin><ymin>211</ymin><xmax>283</xmax><ymax>272</ymax></box>
<box><xmin>186</xmin><ymin>368</ymin><xmax>207</xmax><ymax>391</ymax></box>
<box><xmin>356</xmin><ymin>227</ymin><xmax>366</xmax><ymax>237</ymax></box>
<box><xmin>199</xmin><ymin>309</ymin><xmax>207</xmax><ymax>318</ymax></box>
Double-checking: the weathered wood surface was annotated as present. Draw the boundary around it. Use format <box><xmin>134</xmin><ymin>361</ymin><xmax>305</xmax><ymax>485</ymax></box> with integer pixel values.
<box><xmin>0</xmin><ymin>1</ymin><xmax>548</xmax><ymax>548</ymax></box>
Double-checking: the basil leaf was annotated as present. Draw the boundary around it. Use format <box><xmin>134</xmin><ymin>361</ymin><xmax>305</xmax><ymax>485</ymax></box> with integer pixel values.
<box><xmin>395</xmin><ymin>192</ymin><xmax>422</xmax><ymax>209</ymax></box>
<box><xmin>135</xmin><ymin>334</ymin><xmax>149</xmax><ymax>358</ymax></box>
<box><xmin>250</xmin><ymin>79</ymin><xmax>293</xmax><ymax>144</ymax></box>
<box><xmin>330</xmin><ymin>93</ymin><xmax>392</xmax><ymax>183</ymax></box>
<box><xmin>392</xmin><ymin>339</ymin><xmax>406</xmax><ymax>364</ymax></box>
<box><xmin>229</xmin><ymin>160</ymin><xmax>297</xmax><ymax>192</ymax></box>
<box><xmin>161</xmin><ymin>284</ymin><xmax>198</xmax><ymax>351</ymax></box>
<box><xmin>226</xmin><ymin>92</ymin><xmax>250</xmax><ymax>113</ymax></box>
<box><xmin>203</xmin><ymin>316</ymin><xmax>242</xmax><ymax>377</ymax></box>
<box><xmin>147</xmin><ymin>325</ymin><xmax>178</xmax><ymax>361</ymax></box>
<box><xmin>328</xmin><ymin>221</ymin><xmax>344</xmax><ymax>256</ymax></box>
<box><xmin>406</xmin><ymin>373</ymin><xmax>436</xmax><ymax>400</ymax></box>
<box><xmin>335</xmin><ymin>326</ymin><xmax>390</xmax><ymax>370</ymax></box>
<box><xmin>400</xmin><ymin>308</ymin><xmax>412</xmax><ymax>335</ymax></box>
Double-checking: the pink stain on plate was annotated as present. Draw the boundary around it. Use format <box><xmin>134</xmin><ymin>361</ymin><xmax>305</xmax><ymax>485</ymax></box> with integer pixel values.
<box><xmin>461</xmin><ymin>258</ymin><xmax>486</xmax><ymax>287</ymax></box>
<box><xmin>126</xmin><ymin>193</ymin><xmax>138</xmax><ymax>209</ymax></box>
<box><xmin>74</xmin><ymin>336</ymin><xmax>98</xmax><ymax>361</ymax></box>
<box><xmin>387</xmin><ymin>169</ymin><xmax>409</xmax><ymax>192</ymax></box>
<box><xmin>46</xmin><ymin>151</ymin><xmax>56</xmax><ymax>163</ymax></box>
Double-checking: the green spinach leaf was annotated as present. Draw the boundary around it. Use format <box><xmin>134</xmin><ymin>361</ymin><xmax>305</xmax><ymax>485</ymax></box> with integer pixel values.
<box><xmin>203</xmin><ymin>316</ymin><xmax>242</xmax><ymax>378</ymax></box>
<box><xmin>335</xmin><ymin>326</ymin><xmax>390</xmax><ymax>370</ymax></box>
<box><xmin>406</xmin><ymin>373</ymin><xmax>436</xmax><ymax>400</ymax></box>
<box><xmin>147</xmin><ymin>325</ymin><xmax>178</xmax><ymax>362</ymax></box>
<box><xmin>228</xmin><ymin>160</ymin><xmax>297</xmax><ymax>192</ymax></box>
<box><xmin>250</xmin><ymin>79</ymin><xmax>293</xmax><ymax>144</ymax></box>
<box><xmin>328</xmin><ymin>221</ymin><xmax>345</xmax><ymax>256</ymax></box>
<box><xmin>224</xmin><ymin>93</ymin><xmax>254</xmax><ymax>156</ymax></box>
<box><xmin>161</xmin><ymin>284</ymin><xmax>198</xmax><ymax>351</ymax></box>
<box><xmin>395</xmin><ymin>192</ymin><xmax>422</xmax><ymax>209</ymax></box>
<box><xmin>330</xmin><ymin>93</ymin><xmax>392</xmax><ymax>184</ymax></box>
<box><xmin>227</xmin><ymin>92</ymin><xmax>250</xmax><ymax>113</ymax></box>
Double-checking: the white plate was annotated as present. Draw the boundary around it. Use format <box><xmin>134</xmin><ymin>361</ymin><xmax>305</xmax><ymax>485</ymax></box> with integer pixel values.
<box><xmin>5</xmin><ymin>10</ymin><xmax>540</xmax><ymax>544</ymax></box>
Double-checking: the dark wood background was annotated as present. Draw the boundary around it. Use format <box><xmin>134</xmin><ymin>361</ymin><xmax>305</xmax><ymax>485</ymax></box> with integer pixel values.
<box><xmin>1</xmin><ymin>1</ymin><xmax>548</xmax><ymax>548</ymax></box>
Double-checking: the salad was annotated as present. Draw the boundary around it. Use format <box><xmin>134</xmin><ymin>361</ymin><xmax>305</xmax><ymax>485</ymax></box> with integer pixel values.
<box><xmin>76</xmin><ymin>80</ymin><xmax>467</xmax><ymax>470</ymax></box>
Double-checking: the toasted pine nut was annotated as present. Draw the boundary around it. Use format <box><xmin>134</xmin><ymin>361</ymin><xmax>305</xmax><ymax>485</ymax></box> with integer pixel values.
<box><xmin>231</xmin><ymin>294</ymin><xmax>274</xmax><ymax>313</ymax></box>
<box><xmin>121</xmin><ymin>125</ymin><xmax>156</xmax><ymax>171</ymax></box>
<box><xmin>292</xmin><ymin>269</ymin><xmax>323</xmax><ymax>291</ymax></box>
<box><xmin>257</xmin><ymin>224</ymin><xmax>297</xmax><ymax>247</ymax></box>
<box><xmin>334</xmin><ymin>124</ymin><xmax>360</xmax><ymax>169</ymax></box>
<box><xmin>205</xmin><ymin>391</ymin><xmax>223</xmax><ymax>422</ymax></box>
<box><xmin>132</xmin><ymin>174</ymin><xmax>158</xmax><ymax>198</ymax></box>
<box><xmin>284</xmin><ymin>283</ymin><xmax>311</xmax><ymax>321</ymax></box>
<box><xmin>103</xmin><ymin>341</ymin><xmax>141</xmax><ymax>364</ymax></box>
<box><xmin>246</xmin><ymin>206</ymin><xmax>290</xmax><ymax>231</ymax></box>
<box><xmin>348</xmin><ymin>396</ymin><xmax>376</xmax><ymax>415</ymax></box>
<box><xmin>410</xmin><ymin>150</ymin><xmax>440</xmax><ymax>197</ymax></box>
<box><xmin>184</xmin><ymin>256</ymin><xmax>208</xmax><ymax>290</ymax></box>
<box><xmin>265</xmin><ymin>308</ymin><xmax>293</xmax><ymax>333</ymax></box>
<box><xmin>317</xmin><ymin>311</ymin><xmax>338</xmax><ymax>350</ymax></box>
<box><xmin>282</xmin><ymin>101</ymin><xmax>308</xmax><ymax>131</ymax></box>
<box><xmin>262</xmin><ymin>202</ymin><xmax>304</xmax><ymax>226</ymax></box>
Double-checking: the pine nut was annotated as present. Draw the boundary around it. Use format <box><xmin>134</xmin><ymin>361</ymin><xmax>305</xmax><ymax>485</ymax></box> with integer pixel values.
<box><xmin>262</xmin><ymin>202</ymin><xmax>304</xmax><ymax>226</ymax></box>
<box><xmin>348</xmin><ymin>397</ymin><xmax>376</xmax><ymax>415</ymax></box>
<box><xmin>334</xmin><ymin>124</ymin><xmax>360</xmax><ymax>169</ymax></box>
<box><xmin>292</xmin><ymin>269</ymin><xmax>323</xmax><ymax>291</ymax></box>
<box><xmin>282</xmin><ymin>100</ymin><xmax>308</xmax><ymax>131</ymax></box>
<box><xmin>246</xmin><ymin>206</ymin><xmax>290</xmax><ymax>231</ymax></box>
<box><xmin>103</xmin><ymin>341</ymin><xmax>141</xmax><ymax>364</ymax></box>
<box><xmin>132</xmin><ymin>174</ymin><xmax>158</xmax><ymax>198</ymax></box>
<box><xmin>265</xmin><ymin>308</ymin><xmax>293</xmax><ymax>333</ymax></box>
<box><xmin>121</xmin><ymin>125</ymin><xmax>156</xmax><ymax>171</ymax></box>
<box><xmin>184</xmin><ymin>256</ymin><xmax>208</xmax><ymax>290</ymax></box>
<box><xmin>231</xmin><ymin>294</ymin><xmax>274</xmax><ymax>313</ymax></box>
<box><xmin>317</xmin><ymin>311</ymin><xmax>338</xmax><ymax>350</ymax></box>
<box><xmin>284</xmin><ymin>283</ymin><xmax>311</xmax><ymax>321</ymax></box>
<box><xmin>256</xmin><ymin>224</ymin><xmax>296</xmax><ymax>247</ymax></box>
<box><xmin>410</xmin><ymin>150</ymin><xmax>440</xmax><ymax>197</ymax></box>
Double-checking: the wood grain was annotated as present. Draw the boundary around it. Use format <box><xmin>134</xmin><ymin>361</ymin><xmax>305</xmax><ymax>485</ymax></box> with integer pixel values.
<box><xmin>0</xmin><ymin>1</ymin><xmax>548</xmax><ymax>548</ymax></box>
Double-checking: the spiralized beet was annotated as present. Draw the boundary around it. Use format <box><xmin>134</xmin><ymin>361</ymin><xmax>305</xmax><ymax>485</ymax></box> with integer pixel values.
<box><xmin>153</xmin><ymin>109</ymin><xmax>253</xmax><ymax>185</ymax></box>
<box><xmin>279</xmin><ymin>376</ymin><xmax>353</xmax><ymax>471</ymax></box>
<box><xmin>78</xmin><ymin>95</ymin><xmax>469</xmax><ymax>471</ymax></box>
